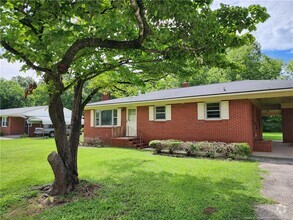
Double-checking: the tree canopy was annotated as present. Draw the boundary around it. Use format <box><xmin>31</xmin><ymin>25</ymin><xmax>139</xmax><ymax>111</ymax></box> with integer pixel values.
<box><xmin>0</xmin><ymin>0</ymin><xmax>270</xmax><ymax>195</ymax></box>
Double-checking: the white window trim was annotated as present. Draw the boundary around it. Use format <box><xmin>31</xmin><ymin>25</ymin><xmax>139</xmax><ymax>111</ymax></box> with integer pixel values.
<box><xmin>1</xmin><ymin>116</ymin><xmax>8</xmax><ymax>127</ymax></box>
<box><xmin>205</xmin><ymin>102</ymin><xmax>221</xmax><ymax>120</ymax></box>
<box><xmin>95</xmin><ymin>109</ymin><xmax>118</xmax><ymax>127</ymax></box>
<box><xmin>155</xmin><ymin>106</ymin><xmax>166</xmax><ymax>121</ymax></box>
<box><xmin>151</xmin><ymin>105</ymin><xmax>172</xmax><ymax>121</ymax></box>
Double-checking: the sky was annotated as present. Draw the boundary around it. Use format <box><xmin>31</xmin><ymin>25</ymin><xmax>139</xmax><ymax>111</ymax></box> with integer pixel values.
<box><xmin>0</xmin><ymin>0</ymin><xmax>292</xmax><ymax>81</ymax></box>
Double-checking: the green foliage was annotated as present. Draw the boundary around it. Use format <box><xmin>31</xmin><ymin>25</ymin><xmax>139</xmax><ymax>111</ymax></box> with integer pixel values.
<box><xmin>83</xmin><ymin>137</ymin><xmax>103</xmax><ymax>147</ymax></box>
<box><xmin>0</xmin><ymin>0</ymin><xmax>270</xmax><ymax>98</ymax></box>
<box><xmin>149</xmin><ymin>140</ymin><xmax>250</xmax><ymax>160</ymax></box>
<box><xmin>228</xmin><ymin>143</ymin><xmax>251</xmax><ymax>160</ymax></box>
<box><xmin>262</xmin><ymin>115</ymin><xmax>282</xmax><ymax>132</ymax></box>
<box><xmin>282</xmin><ymin>59</ymin><xmax>293</xmax><ymax>79</ymax></box>
<box><xmin>0</xmin><ymin>130</ymin><xmax>5</xmax><ymax>136</ymax></box>
<box><xmin>0</xmin><ymin>78</ymin><xmax>33</xmax><ymax>109</ymax></box>
<box><xmin>1</xmin><ymin>138</ymin><xmax>268</xmax><ymax>219</ymax></box>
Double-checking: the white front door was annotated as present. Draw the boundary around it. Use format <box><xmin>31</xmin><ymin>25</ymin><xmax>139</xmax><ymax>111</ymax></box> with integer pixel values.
<box><xmin>126</xmin><ymin>108</ymin><xmax>137</xmax><ymax>136</ymax></box>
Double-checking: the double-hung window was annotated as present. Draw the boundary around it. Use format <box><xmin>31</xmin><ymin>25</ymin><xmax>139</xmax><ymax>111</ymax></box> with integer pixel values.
<box><xmin>155</xmin><ymin>106</ymin><xmax>166</xmax><ymax>120</ymax></box>
<box><xmin>96</xmin><ymin>109</ymin><xmax>117</xmax><ymax>126</ymax></box>
<box><xmin>206</xmin><ymin>103</ymin><xmax>220</xmax><ymax>119</ymax></box>
<box><xmin>1</xmin><ymin>117</ymin><xmax>8</xmax><ymax>127</ymax></box>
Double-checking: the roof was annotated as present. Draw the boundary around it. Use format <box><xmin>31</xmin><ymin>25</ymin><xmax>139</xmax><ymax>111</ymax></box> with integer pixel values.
<box><xmin>87</xmin><ymin>80</ymin><xmax>293</xmax><ymax>107</ymax></box>
<box><xmin>0</xmin><ymin>106</ymin><xmax>72</xmax><ymax>124</ymax></box>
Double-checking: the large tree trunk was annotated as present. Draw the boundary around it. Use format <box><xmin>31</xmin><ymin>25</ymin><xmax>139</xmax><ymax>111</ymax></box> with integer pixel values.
<box><xmin>68</xmin><ymin>80</ymin><xmax>84</xmax><ymax>185</ymax></box>
<box><xmin>47</xmin><ymin>77</ymin><xmax>84</xmax><ymax>195</ymax></box>
<box><xmin>48</xmin><ymin>93</ymin><xmax>76</xmax><ymax>195</ymax></box>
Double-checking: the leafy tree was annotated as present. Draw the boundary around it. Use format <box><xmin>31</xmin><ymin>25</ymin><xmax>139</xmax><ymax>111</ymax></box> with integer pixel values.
<box><xmin>281</xmin><ymin>59</ymin><xmax>293</xmax><ymax>79</ymax></box>
<box><xmin>0</xmin><ymin>78</ymin><xmax>33</xmax><ymax>109</ymax></box>
<box><xmin>12</xmin><ymin>75</ymin><xmax>36</xmax><ymax>88</ymax></box>
<box><xmin>0</xmin><ymin>0</ymin><xmax>269</xmax><ymax>195</ymax></box>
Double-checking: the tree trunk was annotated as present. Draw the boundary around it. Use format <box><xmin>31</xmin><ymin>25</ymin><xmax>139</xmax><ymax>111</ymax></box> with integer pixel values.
<box><xmin>48</xmin><ymin>91</ymin><xmax>77</xmax><ymax>195</ymax></box>
<box><xmin>68</xmin><ymin>80</ymin><xmax>84</xmax><ymax>185</ymax></box>
<box><xmin>46</xmin><ymin>77</ymin><xmax>85</xmax><ymax>195</ymax></box>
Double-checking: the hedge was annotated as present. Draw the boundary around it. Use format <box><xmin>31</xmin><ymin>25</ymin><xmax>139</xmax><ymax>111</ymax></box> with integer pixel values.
<box><xmin>149</xmin><ymin>140</ymin><xmax>250</xmax><ymax>160</ymax></box>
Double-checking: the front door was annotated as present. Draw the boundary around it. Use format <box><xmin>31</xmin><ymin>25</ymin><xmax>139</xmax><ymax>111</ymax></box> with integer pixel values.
<box><xmin>126</xmin><ymin>108</ymin><xmax>137</xmax><ymax>136</ymax></box>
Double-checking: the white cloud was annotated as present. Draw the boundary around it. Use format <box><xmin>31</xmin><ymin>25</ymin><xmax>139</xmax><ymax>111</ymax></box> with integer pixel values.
<box><xmin>0</xmin><ymin>59</ymin><xmax>42</xmax><ymax>81</ymax></box>
<box><xmin>212</xmin><ymin>0</ymin><xmax>293</xmax><ymax>51</ymax></box>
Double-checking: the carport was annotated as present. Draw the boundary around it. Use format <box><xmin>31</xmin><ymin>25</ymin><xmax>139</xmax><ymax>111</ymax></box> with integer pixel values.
<box><xmin>251</xmin><ymin>96</ymin><xmax>293</xmax><ymax>154</ymax></box>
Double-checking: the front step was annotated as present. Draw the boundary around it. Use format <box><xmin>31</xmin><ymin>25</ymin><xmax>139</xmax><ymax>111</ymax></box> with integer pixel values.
<box><xmin>110</xmin><ymin>136</ymin><xmax>147</xmax><ymax>148</ymax></box>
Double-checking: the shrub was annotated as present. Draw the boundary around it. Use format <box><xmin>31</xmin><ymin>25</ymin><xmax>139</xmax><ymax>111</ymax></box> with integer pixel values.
<box><xmin>228</xmin><ymin>143</ymin><xmax>250</xmax><ymax>159</ymax></box>
<box><xmin>149</xmin><ymin>139</ymin><xmax>250</xmax><ymax>160</ymax></box>
<box><xmin>149</xmin><ymin>140</ymin><xmax>166</xmax><ymax>153</ymax></box>
<box><xmin>83</xmin><ymin>138</ymin><xmax>103</xmax><ymax>147</ymax></box>
<box><xmin>0</xmin><ymin>130</ymin><xmax>5</xmax><ymax>136</ymax></box>
<box><xmin>181</xmin><ymin>142</ymin><xmax>194</xmax><ymax>156</ymax></box>
<box><xmin>166</xmin><ymin>140</ymin><xmax>182</xmax><ymax>154</ymax></box>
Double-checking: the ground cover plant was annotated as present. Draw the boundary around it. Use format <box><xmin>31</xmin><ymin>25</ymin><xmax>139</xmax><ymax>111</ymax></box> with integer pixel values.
<box><xmin>263</xmin><ymin>132</ymin><xmax>283</xmax><ymax>141</ymax></box>
<box><xmin>1</xmin><ymin>138</ymin><xmax>268</xmax><ymax>219</ymax></box>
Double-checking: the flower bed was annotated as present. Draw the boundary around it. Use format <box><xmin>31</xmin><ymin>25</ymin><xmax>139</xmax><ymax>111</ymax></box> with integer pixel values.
<box><xmin>149</xmin><ymin>140</ymin><xmax>250</xmax><ymax>160</ymax></box>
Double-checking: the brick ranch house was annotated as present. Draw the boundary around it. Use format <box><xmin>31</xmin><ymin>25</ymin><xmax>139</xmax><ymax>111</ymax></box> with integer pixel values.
<box><xmin>84</xmin><ymin>80</ymin><xmax>293</xmax><ymax>152</ymax></box>
<box><xmin>0</xmin><ymin>106</ymin><xmax>72</xmax><ymax>136</ymax></box>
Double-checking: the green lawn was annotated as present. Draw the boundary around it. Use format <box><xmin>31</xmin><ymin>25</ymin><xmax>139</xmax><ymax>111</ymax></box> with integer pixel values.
<box><xmin>0</xmin><ymin>138</ymin><xmax>268</xmax><ymax>219</ymax></box>
<box><xmin>263</xmin><ymin>132</ymin><xmax>283</xmax><ymax>141</ymax></box>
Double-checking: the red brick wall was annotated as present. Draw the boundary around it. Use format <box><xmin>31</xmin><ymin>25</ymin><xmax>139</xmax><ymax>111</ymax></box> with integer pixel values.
<box><xmin>282</xmin><ymin>108</ymin><xmax>293</xmax><ymax>143</ymax></box>
<box><xmin>84</xmin><ymin>100</ymin><xmax>255</xmax><ymax>150</ymax></box>
<box><xmin>84</xmin><ymin>109</ymin><xmax>127</xmax><ymax>142</ymax></box>
<box><xmin>252</xmin><ymin>105</ymin><xmax>262</xmax><ymax>140</ymax></box>
<box><xmin>0</xmin><ymin>117</ymin><xmax>25</xmax><ymax>135</ymax></box>
<box><xmin>137</xmin><ymin>100</ymin><xmax>254</xmax><ymax>150</ymax></box>
<box><xmin>253</xmin><ymin>140</ymin><xmax>272</xmax><ymax>152</ymax></box>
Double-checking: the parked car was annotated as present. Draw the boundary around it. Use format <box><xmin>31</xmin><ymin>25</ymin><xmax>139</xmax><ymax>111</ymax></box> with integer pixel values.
<box><xmin>34</xmin><ymin>125</ymin><xmax>71</xmax><ymax>137</ymax></box>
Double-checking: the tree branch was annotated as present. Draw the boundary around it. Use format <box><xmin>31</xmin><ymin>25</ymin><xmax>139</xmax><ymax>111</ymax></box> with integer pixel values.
<box><xmin>57</xmin><ymin>38</ymin><xmax>141</xmax><ymax>74</ymax></box>
<box><xmin>57</xmin><ymin>0</ymin><xmax>152</xmax><ymax>75</ymax></box>
<box><xmin>0</xmin><ymin>40</ymin><xmax>51</xmax><ymax>73</ymax></box>
<box><xmin>130</xmin><ymin>0</ymin><xmax>152</xmax><ymax>43</ymax></box>
<box><xmin>81</xmin><ymin>87</ymin><xmax>101</xmax><ymax>109</ymax></box>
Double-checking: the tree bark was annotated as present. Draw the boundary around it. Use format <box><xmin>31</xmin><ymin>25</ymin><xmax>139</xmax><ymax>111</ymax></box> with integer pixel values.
<box><xmin>68</xmin><ymin>80</ymin><xmax>85</xmax><ymax>184</ymax></box>
<box><xmin>47</xmin><ymin>81</ymin><xmax>78</xmax><ymax>195</ymax></box>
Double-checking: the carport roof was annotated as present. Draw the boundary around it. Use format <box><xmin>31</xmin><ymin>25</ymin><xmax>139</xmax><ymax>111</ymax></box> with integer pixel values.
<box><xmin>87</xmin><ymin>80</ymin><xmax>293</xmax><ymax>107</ymax></box>
<box><xmin>0</xmin><ymin>106</ymin><xmax>73</xmax><ymax>125</ymax></box>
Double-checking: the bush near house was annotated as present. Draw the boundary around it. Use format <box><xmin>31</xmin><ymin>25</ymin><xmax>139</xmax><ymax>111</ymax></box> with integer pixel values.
<box><xmin>149</xmin><ymin>140</ymin><xmax>250</xmax><ymax>160</ymax></box>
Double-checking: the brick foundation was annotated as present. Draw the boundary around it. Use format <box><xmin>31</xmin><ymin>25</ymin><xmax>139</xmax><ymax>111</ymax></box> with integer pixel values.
<box><xmin>253</xmin><ymin>140</ymin><xmax>272</xmax><ymax>152</ymax></box>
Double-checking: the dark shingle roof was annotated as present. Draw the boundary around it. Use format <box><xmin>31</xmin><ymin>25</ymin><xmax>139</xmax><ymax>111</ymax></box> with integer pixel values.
<box><xmin>87</xmin><ymin>80</ymin><xmax>293</xmax><ymax>107</ymax></box>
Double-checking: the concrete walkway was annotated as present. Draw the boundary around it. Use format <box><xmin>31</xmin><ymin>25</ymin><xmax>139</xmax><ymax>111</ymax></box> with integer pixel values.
<box><xmin>255</xmin><ymin>162</ymin><xmax>293</xmax><ymax>220</ymax></box>
<box><xmin>252</xmin><ymin>142</ymin><xmax>293</xmax><ymax>159</ymax></box>
<box><xmin>0</xmin><ymin>135</ymin><xmax>21</xmax><ymax>140</ymax></box>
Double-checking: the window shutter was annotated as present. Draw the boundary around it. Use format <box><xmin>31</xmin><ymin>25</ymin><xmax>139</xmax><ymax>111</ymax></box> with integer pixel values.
<box><xmin>149</xmin><ymin>106</ymin><xmax>154</xmax><ymax>121</ymax></box>
<box><xmin>90</xmin><ymin>110</ymin><xmax>95</xmax><ymax>127</ymax></box>
<box><xmin>221</xmin><ymin>101</ymin><xmax>229</xmax><ymax>119</ymax></box>
<box><xmin>117</xmin><ymin>108</ymin><xmax>122</xmax><ymax>126</ymax></box>
<box><xmin>197</xmin><ymin>103</ymin><xmax>205</xmax><ymax>120</ymax></box>
<box><xmin>166</xmin><ymin>105</ymin><xmax>171</xmax><ymax>120</ymax></box>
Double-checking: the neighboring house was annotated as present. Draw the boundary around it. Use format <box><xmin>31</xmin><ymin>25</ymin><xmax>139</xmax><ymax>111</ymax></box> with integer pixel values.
<box><xmin>0</xmin><ymin>106</ymin><xmax>72</xmax><ymax>136</ymax></box>
<box><xmin>84</xmin><ymin>80</ymin><xmax>293</xmax><ymax>152</ymax></box>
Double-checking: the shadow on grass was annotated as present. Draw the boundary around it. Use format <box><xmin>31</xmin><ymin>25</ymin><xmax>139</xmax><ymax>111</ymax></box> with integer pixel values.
<box><xmin>36</xmin><ymin>158</ymin><xmax>268</xmax><ymax>220</ymax></box>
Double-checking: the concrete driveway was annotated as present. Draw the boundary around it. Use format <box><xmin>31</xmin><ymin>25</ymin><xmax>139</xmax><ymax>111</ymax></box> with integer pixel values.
<box><xmin>255</xmin><ymin>162</ymin><xmax>293</xmax><ymax>220</ymax></box>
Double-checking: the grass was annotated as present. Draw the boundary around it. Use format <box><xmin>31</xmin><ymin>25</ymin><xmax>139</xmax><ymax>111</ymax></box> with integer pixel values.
<box><xmin>263</xmin><ymin>132</ymin><xmax>283</xmax><ymax>141</ymax></box>
<box><xmin>0</xmin><ymin>138</ymin><xmax>268</xmax><ymax>219</ymax></box>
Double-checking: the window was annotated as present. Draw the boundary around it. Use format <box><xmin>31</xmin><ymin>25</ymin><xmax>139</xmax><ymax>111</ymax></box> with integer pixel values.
<box><xmin>206</xmin><ymin>103</ymin><xmax>220</xmax><ymax>119</ymax></box>
<box><xmin>96</xmin><ymin>109</ymin><xmax>117</xmax><ymax>126</ymax></box>
<box><xmin>1</xmin><ymin>117</ymin><xmax>8</xmax><ymax>127</ymax></box>
<box><xmin>155</xmin><ymin>106</ymin><xmax>166</xmax><ymax>120</ymax></box>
